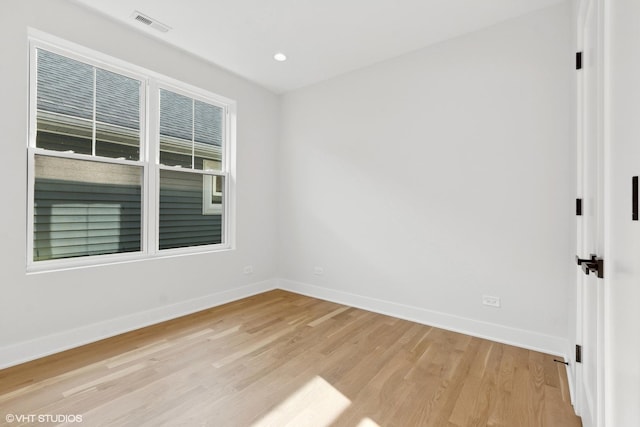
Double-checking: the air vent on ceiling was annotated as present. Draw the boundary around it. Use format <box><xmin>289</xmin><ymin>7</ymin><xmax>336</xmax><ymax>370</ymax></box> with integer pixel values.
<box><xmin>131</xmin><ymin>11</ymin><xmax>171</xmax><ymax>33</ymax></box>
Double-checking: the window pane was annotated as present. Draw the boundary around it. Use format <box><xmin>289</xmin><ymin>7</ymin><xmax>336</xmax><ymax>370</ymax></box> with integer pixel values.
<box><xmin>159</xmin><ymin>170</ymin><xmax>223</xmax><ymax>250</ymax></box>
<box><xmin>96</xmin><ymin>69</ymin><xmax>140</xmax><ymax>129</ymax></box>
<box><xmin>36</xmin><ymin>115</ymin><xmax>92</xmax><ymax>155</ymax></box>
<box><xmin>34</xmin><ymin>155</ymin><xmax>142</xmax><ymax>261</ymax></box>
<box><xmin>36</xmin><ymin>49</ymin><xmax>94</xmax><ymax>154</ymax></box>
<box><xmin>36</xmin><ymin>49</ymin><xmax>142</xmax><ymax>159</ymax></box>
<box><xmin>159</xmin><ymin>90</ymin><xmax>224</xmax><ymax>170</ymax></box>
<box><xmin>96</xmin><ymin>122</ymin><xmax>140</xmax><ymax>160</ymax></box>
<box><xmin>194</xmin><ymin>100</ymin><xmax>223</xmax><ymax>170</ymax></box>
<box><xmin>96</xmin><ymin>68</ymin><xmax>141</xmax><ymax>160</ymax></box>
<box><xmin>37</xmin><ymin>49</ymin><xmax>93</xmax><ymax>120</ymax></box>
<box><xmin>160</xmin><ymin>89</ymin><xmax>193</xmax><ymax>168</ymax></box>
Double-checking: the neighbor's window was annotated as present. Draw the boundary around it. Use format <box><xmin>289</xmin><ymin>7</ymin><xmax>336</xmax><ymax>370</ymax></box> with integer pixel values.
<box><xmin>202</xmin><ymin>160</ymin><xmax>224</xmax><ymax>216</ymax></box>
<box><xmin>29</xmin><ymin>39</ymin><xmax>234</xmax><ymax>270</ymax></box>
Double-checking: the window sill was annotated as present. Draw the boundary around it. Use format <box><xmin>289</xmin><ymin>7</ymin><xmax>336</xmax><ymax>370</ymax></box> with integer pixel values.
<box><xmin>26</xmin><ymin>244</ymin><xmax>234</xmax><ymax>275</ymax></box>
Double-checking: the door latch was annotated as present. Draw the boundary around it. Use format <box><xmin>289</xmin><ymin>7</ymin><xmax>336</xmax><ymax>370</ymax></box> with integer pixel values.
<box><xmin>576</xmin><ymin>254</ymin><xmax>604</xmax><ymax>279</ymax></box>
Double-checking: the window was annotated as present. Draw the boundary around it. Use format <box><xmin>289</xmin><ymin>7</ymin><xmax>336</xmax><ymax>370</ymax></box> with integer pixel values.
<box><xmin>158</xmin><ymin>89</ymin><xmax>226</xmax><ymax>249</ymax></box>
<box><xmin>28</xmin><ymin>36</ymin><xmax>235</xmax><ymax>270</ymax></box>
<box><xmin>32</xmin><ymin>49</ymin><xmax>144</xmax><ymax>262</ymax></box>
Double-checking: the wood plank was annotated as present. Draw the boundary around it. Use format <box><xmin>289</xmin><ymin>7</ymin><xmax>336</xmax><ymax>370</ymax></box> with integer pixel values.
<box><xmin>307</xmin><ymin>306</ymin><xmax>350</xmax><ymax>327</ymax></box>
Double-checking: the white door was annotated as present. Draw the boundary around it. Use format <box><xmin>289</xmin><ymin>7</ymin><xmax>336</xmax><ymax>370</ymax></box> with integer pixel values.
<box><xmin>576</xmin><ymin>0</ymin><xmax>605</xmax><ymax>426</ymax></box>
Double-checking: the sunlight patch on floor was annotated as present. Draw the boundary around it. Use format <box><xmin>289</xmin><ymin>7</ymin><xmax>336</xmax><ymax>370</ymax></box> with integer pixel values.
<box><xmin>356</xmin><ymin>417</ymin><xmax>381</xmax><ymax>427</ymax></box>
<box><xmin>251</xmin><ymin>376</ymin><xmax>351</xmax><ymax>427</ymax></box>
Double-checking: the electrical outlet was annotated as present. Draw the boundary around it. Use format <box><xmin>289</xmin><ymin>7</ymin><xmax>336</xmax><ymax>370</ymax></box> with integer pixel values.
<box><xmin>243</xmin><ymin>265</ymin><xmax>254</xmax><ymax>275</ymax></box>
<box><xmin>313</xmin><ymin>266</ymin><xmax>324</xmax><ymax>276</ymax></box>
<box><xmin>482</xmin><ymin>295</ymin><xmax>501</xmax><ymax>308</ymax></box>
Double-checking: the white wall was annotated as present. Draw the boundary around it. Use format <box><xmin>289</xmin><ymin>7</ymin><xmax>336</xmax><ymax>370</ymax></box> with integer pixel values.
<box><xmin>607</xmin><ymin>0</ymin><xmax>640</xmax><ymax>424</ymax></box>
<box><xmin>279</xmin><ymin>3</ymin><xmax>574</xmax><ymax>355</ymax></box>
<box><xmin>0</xmin><ymin>0</ymin><xmax>280</xmax><ymax>367</ymax></box>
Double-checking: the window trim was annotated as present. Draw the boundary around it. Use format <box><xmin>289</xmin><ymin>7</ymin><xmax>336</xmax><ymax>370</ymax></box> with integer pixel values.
<box><xmin>27</xmin><ymin>29</ymin><xmax>236</xmax><ymax>273</ymax></box>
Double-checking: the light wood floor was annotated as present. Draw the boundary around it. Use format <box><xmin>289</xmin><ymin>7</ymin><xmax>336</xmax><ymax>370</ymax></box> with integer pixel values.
<box><xmin>0</xmin><ymin>290</ymin><xmax>581</xmax><ymax>427</ymax></box>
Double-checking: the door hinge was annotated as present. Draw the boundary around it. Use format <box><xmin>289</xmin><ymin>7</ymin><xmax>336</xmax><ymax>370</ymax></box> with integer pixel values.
<box><xmin>576</xmin><ymin>344</ymin><xmax>582</xmax><ymax>363</ymax></box>
<box><xmin>576</xmin><ymin>198</ymin><xmax>582</xmax><ymax>216</ymax></box>
<box><xmin>633</xmin><ymin>176</ymin><xmax>638</xmax><ymax>221</ymax></box>
<box><xmin>576</xmin><ymin>52</ymin><xmax>583</xmax><ymax>70</ymax></box>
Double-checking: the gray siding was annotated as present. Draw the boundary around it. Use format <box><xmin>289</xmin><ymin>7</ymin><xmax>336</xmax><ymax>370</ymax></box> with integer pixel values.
<box><xmin>34</xmin><ymin>179</ymin><xmax>142</xmax><ymax>261</ymax></box>
<box><xmin>159</xmin><ymin>170</ymin><xmax>223</xmax><ymax>250</ymax></box>
<box><xmin>34</xmin><ymin>173</ymin><xmax>223</xmax><ymax>260</ymax></box>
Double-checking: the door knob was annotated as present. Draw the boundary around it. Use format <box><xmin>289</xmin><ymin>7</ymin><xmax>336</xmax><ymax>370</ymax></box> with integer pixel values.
<box><xmin>576</xmin><ymin>254</ymin><xmax>604</xmax><ymax>279</ymax></box>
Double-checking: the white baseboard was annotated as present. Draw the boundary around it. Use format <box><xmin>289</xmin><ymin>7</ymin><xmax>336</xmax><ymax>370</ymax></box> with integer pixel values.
<box><xmin>278</xmin><ymin>279</ymin><xmax>568</xmax><ymax>358</ymax></box>
<box><xmin>564</xmin><ymin>339</ymin><xmax>577</xmax><ymax>407</ymax></box>
<box><xmin>0</xmin><ymin>278</ymin><xmax>570</xmax><ymax>372</ymax></box>
<box><xmin>566</xmin><ymin>363</ymin><xmax>576</xmax><ymax>406</ymax></box>
<box><xmin>0</xmin><ymin>279</ymin><xmax>277</xmax><ymax>369</ymax></box>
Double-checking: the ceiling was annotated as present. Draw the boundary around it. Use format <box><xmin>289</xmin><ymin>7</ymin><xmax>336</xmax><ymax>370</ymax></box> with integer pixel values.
<box><xmin>73</xmin><ymin>0</ymin><xmax>563</xmax><ymax>94</ymax></box>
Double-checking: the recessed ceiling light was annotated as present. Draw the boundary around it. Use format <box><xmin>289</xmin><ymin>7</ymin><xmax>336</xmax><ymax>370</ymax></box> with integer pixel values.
<box><xmin>273</xmin><ymin>52</ymin><xmax>287</xmax><ymax>62</ymax></box>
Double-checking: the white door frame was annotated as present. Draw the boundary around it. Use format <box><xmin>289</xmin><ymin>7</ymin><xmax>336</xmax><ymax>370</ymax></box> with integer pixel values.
<box><xmin>574</xmin><ymin>0</ymin><xmax>609</xmax><ymax>425</ymax></box>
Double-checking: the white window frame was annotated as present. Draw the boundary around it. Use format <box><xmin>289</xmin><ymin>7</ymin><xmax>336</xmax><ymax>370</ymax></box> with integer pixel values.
<box><xmin>27</xmin><ymin>30</ymin><xmax>236</xmax><ymax>273</ymax></box>
<box><xmin>155</xmin><ymin>82</ymin><xmax>232</xmax><ymax>255</ymax></box>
